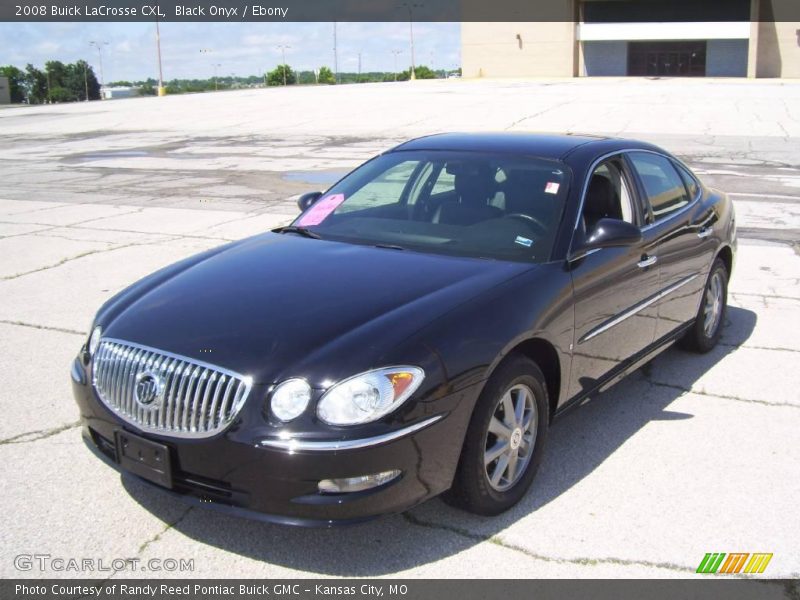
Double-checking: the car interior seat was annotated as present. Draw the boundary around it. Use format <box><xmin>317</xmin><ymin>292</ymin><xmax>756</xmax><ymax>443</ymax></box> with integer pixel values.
<box><xmin>583</xmin><ymin>174</ymin><xmax>622</xmax><ymax>233</ymax></box>
<box><xmin>433</xmin><ymin>163</ymin><xmax>502</xmax><ymax>225</ymax></box>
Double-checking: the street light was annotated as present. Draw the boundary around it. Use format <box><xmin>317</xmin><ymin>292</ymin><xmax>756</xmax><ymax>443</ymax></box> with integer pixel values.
<box><xmin>276</xmin><ymin>44</ymin><xmax>291</xmax><ymax>85</ymax></box>
<box><xmin>391</xmin><ymin>49</ymin><xmax>402</xmax><ymax>81</ymax></box>
<box><xmin>212</xmin><ymin>63</ymin><xmax>221</xmax><ymax>91</ymax></box>
<box><xmin>155</xmin><ymin>19</ymin><xmax>165</xmax><ymax>96</ymax></box>
<box><xmin>397</xmin><ymin>3</ymin><xmax>422</xmax><ymax>80</ymax></box>
<box><xmin>333</xmin><ymin>22</ymin><xmax>338</xmax><ymax>84</ymax></box>
<box><xmin>89</xmin><ymin>40</ymin><xmax>109</xmax><ymax>96</ymax></box>
<box><xmin>200</xmin><ymin>49</ymin><xmax>220</xmax><ymax>91</ymax></box>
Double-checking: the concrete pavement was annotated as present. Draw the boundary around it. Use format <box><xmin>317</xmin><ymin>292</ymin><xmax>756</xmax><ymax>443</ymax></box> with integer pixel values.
<box><xmin>0</xmin><ymin>78</ymin><xmax>798</xmax><ymax>579</ymax></box>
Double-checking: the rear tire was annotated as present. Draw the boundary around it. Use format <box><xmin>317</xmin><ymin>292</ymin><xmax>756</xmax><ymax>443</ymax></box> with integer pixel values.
<box><xmin>680</xmin><ymin>258</ymin><xmax>728</xmax><ymax>353</ymax></box>
<box><xmin>446</xmin><ymin>355</ymin><xmax>549</xmax><ymax>515</ymax></box>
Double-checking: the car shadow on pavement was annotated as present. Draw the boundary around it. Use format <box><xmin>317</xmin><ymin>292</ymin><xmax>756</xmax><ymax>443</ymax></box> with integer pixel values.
<box><xmin>123</xmin><ymin>306</ymin><xmax>756</xmax><ymax>576</ymax></box>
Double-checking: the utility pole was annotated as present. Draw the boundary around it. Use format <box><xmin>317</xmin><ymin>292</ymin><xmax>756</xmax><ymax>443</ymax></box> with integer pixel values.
<box><xmin>83</xmin><ymin>62</ymin><xmax>88</xmax><ymax>101</ymax></box>
<box><xmin>89</xmin><ymin>40</ymin><xmax>109</xmax><ymax>96</ymax></box>
<box><xmin>397</xmin><ymin>3</ymin><xmax>422</xmax><ymax>80</ymax></box>
<box><xmin>212</xmin><ymin>63</ymin><xmax>221</xmax><ymax>91</ymax></box>
<box><xmin>357</xmin><ymin>50</ymin><xmax>362</xmax><ymax>79</ymax></box>
<box><xmin>277</xmin><ymin>44</ymin><xmax>290</xmax><ymax>85</ymax></box>
<box><xmin>155</xmin><ymin>19</ymin><xmax>165</xmax><ymax>96</ymax></box>
<box><xmin>391</xmin><ymin>49</ymin><xmax>402</xmax><ymax>81</ymax></box>
<box><xmin>333</xmin><ymin>22</ymin><xmax>338</xmax><ymax>84</ymax></box>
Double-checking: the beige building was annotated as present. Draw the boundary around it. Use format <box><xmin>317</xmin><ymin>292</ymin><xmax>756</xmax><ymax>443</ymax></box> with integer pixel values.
<box><xmin>462</xmin><ymin>0</ymin><xmax>800</xmax><ymax>78</ymax></box>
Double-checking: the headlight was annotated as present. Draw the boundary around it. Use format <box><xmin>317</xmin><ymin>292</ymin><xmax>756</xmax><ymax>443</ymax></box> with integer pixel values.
<box><xmin>317</xmin><ymin>366</ymin><xmax>424</xmax><ymax>426</ymax></box>
<box><xmin>270</xmin><ymin>378</ymin><xmax>311</xmax><ymax>422</ymax></box>
<box><xmin>88</xmin><ymin>325</ymin><xmax>102</xmax><ymax>357</ymax></box>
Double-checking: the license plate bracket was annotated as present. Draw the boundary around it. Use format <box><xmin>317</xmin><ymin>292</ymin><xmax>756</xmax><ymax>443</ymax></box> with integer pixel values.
<box><xmin>115</xmin><ymin>430</ymin><xmax>173</xmax><ymax>489</ymax></box>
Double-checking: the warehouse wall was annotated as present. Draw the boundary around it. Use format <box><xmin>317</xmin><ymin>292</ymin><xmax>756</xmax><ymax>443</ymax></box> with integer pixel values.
<box><xmin>461</xmin><ymin>22</ymin><xmax>578</xmax><ymax>78</ymax></box>
<box><xmin>582</xmin><ymin>41</ymin><xmax>628</xmax><ymax>75</ymax></box>
<box><xmin>707</xmin><ymin>40</ymin><xmax>749</xmax><ymax>76</ymax></box>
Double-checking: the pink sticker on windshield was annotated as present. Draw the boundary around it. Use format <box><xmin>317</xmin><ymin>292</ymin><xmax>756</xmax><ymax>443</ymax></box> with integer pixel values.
<box><xmin>544</xmin><ymin>182</ymin><xmax>560</xmax><ymax>195</ymax></box>
<box><xmin>296</xmin><ymin>193</ymin><xmax>345</xmax><ymax>226</ymax></box>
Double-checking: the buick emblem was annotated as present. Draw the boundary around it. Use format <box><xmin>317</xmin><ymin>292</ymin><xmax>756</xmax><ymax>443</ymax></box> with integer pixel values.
<box><xmin>134</xmin><ymin>371</ymin><xmax>163</xmax><ymax>409</ymax></box>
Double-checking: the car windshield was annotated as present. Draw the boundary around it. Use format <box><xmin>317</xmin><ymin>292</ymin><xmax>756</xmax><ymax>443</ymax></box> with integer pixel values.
<box><xmin>292</xmin><ymin>150</ymin><xmax>571</xmax><ymax>263</ymax></box>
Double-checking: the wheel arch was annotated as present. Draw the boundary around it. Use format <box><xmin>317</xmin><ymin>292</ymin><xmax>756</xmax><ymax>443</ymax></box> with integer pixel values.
<box><xmin>716</xmin><ymin>244</ymin><xmax>734</xmax><ymax>278</ymax></box>
<box><xmin>487</xmin><ymin>336</ymin><xmax>563</xmax><ymax>423</ymax></box>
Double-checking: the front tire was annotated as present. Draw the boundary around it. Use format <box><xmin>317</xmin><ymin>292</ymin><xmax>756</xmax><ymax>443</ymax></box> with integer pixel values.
<box><xmin>681</xmin><ymin>257</ymin><xmax>728</xmax><ymax>353</ymax></box>
<box><xmin>446</xmin><ymin>355</ymin><xmax>549</xmax><ymax>515</ymax></box>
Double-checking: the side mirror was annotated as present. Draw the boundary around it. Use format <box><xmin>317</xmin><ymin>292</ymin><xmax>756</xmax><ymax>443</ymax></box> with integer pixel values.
<box><xmin>297</xmin><ymin>191</ymin><xmax>322</xmax><ymax>212</ymax></box>
<box><xmin>586</xmin><ymin>218</ymin><xmax>642</xmax><ymax>248</ymax></box>
<box><xmin>571</xmin><ymin>218</ymin><xmax>642</xmax><ymax>261</ymax></box>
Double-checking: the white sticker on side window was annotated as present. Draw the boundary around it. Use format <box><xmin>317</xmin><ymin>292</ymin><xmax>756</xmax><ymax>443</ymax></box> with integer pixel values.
<box><xmin>514</xmin><ymin>236</ymin><xmax>533</xmax><ymax>248</ymax></box>
<box><xmin>544</xmin><ymin>182</ymin><xmax>560</xmax><ymax>194</ymax></box>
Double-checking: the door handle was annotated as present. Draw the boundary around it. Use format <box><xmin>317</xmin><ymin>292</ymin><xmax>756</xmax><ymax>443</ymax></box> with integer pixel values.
<box><xmin>637</xmin><ymin>255</ymin><xmax>657</xmax><ymax>268</ymax></box>
<box><xmin>697</xmin><ymin>227</ymin><xmax>712</xmax><ymax>239</ymax></box>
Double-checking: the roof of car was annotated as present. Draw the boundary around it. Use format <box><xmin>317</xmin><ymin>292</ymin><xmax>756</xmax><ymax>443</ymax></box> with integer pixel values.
<box><xmin>391</xmin><ymin>132</ymin><xmax>642</xmax><ymax>160</ymax></box>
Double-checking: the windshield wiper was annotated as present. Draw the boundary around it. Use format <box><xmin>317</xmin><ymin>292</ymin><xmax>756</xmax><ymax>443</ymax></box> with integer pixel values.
<box><xmin>373</xmin><ymin>243</ymin><xmax>406</xmax><ymax>251</ymax></box>
<box><xmin>273</xmin><ymin>226</ymin><xmax>322</xmax><ymax>239</ymax></box>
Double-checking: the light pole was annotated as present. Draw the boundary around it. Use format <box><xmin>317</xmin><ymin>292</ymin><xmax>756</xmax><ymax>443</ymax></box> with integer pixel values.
<box><xmin>83</xmin><ymin>62</ymin><xmax>89</xmax><ymax>101</ymax></box>
<box><xmin>155</xmin><ymin>19</ymin><xmax>165</xmax><ymax>96</ymax></box>
<box><xmin>397</xmin><ymin>3</ymin><xmax>422</xmax><ymax>80</ymax></box>
<box><xmin>212</xmin><ymin>63</ymin><xmax>221</xmax><ymax>91</ymax></box>
<box><xmin>276</xmin><ymin>44</ymin><xmax>290</xmax><ymax>85</ymax></box>
<box><xmin>89</xmin><ymin>40</ymin><xmax>109</xmax><ymax>96</ymax></box>
<box><xmin>200</xmin><ymin>49</ymin><xmax>218</xmax><ymax>91</ymax></box>
<box><xmin>333</xmin><ymin>22</ymin><xmax>338</xmax><ymax>84</ymax></box>
<box><xmin>391</xmin><ymin>49</ymin><xmax>402</xmax><ymax>81</ymax></box>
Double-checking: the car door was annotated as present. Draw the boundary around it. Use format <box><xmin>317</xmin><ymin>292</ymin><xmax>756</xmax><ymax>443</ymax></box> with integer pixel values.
<box><xmin>568</xmin><ymin>155</ymin><xmax>661</xmax><ymax>399</ymax></box>
<box><xmin>626</xmin><ymin>151</ymin><xmax>709</xmax><ymax>341</ymax></box>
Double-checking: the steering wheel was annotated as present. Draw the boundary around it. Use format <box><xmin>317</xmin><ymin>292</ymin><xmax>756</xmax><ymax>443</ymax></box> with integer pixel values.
<box><xmin>505</xmin><ymin>213</ymin><xmax>549</xmax><ymax>236</ymax></box>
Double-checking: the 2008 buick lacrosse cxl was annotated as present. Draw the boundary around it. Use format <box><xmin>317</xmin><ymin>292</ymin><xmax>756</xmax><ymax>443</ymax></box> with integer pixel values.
<box><xmin>72</xmin><ymin>133</ymin><xmax>736</xmax><ymax>526</ymax></box>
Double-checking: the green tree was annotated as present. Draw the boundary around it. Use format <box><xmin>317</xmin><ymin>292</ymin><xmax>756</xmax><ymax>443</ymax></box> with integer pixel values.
<box><xmin>24</xmin><ymin>64</ymin><xmax>47</xmax><ymax>103</ymax></box>
<box><xmin>317</xmin><ymin>66</ymin><xmax>335</xmax><ymax>84</ymax></box>
<box><xmin>49</xmin><ymin>86</ymin><xmax>73</xmax><ymax>103</ymax></box>
<box><xmin>44</xmin><ymin>60</ymin><xmax>68</xmax><ymax>94</ymax></box>
<box><xmin>0</xmin><ymin>65</ymin><xmax>25</xmax><ymax>103</ymax></box>
<box><xmin>267</xmin><ymin>64</ymin><xmax>296</xmax><ymax>86</ymax></box>
<box><xmin>138</xmin><ymin>78</ymin><xmax>157</xmax><ymax>96</ymax></box>
<box><xmin>398</xmin><ymin>64</ymin><xmax>436</xmax><ymax>81</ymax></box>
<box><xmin>296</xmin><ymin>70</ymin><xmax>316</xmax><ymax>85</ymax></box>
<box><xmin>65</xmin><ymin>60</ymin><xmax>100</xmax><ymax>101</ymax></box>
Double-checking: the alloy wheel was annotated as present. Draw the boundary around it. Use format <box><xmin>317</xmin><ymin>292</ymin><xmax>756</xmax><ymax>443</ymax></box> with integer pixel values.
<box><xmin>703</xmin><ymin>271</ymin><xmax>724</xmax><ymax>337</ymax></box>
<box><xmin>483</xmin><ymin>383</ymin><xmax>538</xmax><ymax>492</ymax></box>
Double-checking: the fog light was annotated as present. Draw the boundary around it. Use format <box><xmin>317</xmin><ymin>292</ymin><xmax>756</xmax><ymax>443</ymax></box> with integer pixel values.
<box><xmin>318</xmin><ymin>469</ymin><xmax>401</xmax><ymax>494</ymax></box>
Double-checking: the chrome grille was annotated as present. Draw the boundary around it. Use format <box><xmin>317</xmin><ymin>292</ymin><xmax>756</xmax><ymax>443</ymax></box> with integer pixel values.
<box><xmin>92</xmin><ymin>338</ymin><xmax>252</xmax><ymax>439</ymax></box>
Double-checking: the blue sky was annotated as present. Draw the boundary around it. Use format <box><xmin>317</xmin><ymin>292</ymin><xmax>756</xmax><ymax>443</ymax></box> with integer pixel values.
<box><xmin>0</xmin><ymin>22</ymin><xmax>461</xmax><ymax>82</ymax></box>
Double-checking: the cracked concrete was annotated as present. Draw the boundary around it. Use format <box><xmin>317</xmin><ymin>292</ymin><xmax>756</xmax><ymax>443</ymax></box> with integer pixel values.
<box><xmin>0</xmin><ymin>78</ymin><xmax>798</xmax><ymax>579</ymax></box>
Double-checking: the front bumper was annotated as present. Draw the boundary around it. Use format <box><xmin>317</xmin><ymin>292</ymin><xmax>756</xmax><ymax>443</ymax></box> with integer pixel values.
<box><xmin>72</xmin><ymin>358</ymin><xmax>478</xmax><ymax>526</ymax></box>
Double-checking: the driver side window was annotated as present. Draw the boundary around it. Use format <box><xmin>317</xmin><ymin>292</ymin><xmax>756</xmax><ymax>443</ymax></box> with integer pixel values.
<box><xmin>582</xmin><ymin>159</ymin><xmax>636</xmax><ymax>234</ymax></box>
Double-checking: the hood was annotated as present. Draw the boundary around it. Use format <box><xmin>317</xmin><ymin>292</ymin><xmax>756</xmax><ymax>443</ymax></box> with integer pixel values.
<box><xmin>102</xmin><ymin>233</ymin><xmax>532</xmax><ymax>384</ymax></box>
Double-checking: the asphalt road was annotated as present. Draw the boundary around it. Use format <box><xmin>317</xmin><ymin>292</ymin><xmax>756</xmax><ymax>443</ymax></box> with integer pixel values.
<box><xmin>0</xmin><ymin>78</ymin><xmax>798</xmax><ymax>579</ymax></box>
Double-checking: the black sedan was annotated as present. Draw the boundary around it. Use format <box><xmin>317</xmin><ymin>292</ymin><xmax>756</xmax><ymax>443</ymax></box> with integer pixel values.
<box><xmin>72</xmin><ymin>133</ymin><xmax>736</xmax><ymax>526</ymax></box>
